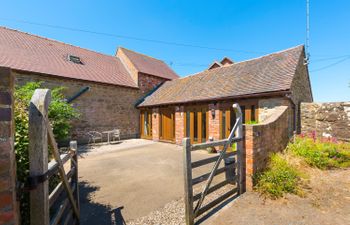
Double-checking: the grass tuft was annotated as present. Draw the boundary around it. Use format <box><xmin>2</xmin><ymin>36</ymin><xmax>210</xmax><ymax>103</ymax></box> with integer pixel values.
<box><xmin>255</xmin><ymin>153</ymin><xmax>303</xmax><ymax>199</ymax></box>
<box><xmin>288</xmin><ymin>137</ymin><xmax>350</xmax><ymax>169</ymax></box>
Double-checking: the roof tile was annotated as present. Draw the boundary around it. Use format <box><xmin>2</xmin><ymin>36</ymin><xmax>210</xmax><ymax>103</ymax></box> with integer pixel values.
<box><xmin>139</xmin><ymin>45</ymin><xmax>304</xmax><ymax>107</ymax></box>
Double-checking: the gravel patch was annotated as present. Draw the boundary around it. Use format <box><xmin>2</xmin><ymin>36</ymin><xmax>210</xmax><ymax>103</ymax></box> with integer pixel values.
<box><xmin>128</xmin><ymin>182</ymin><xmax>237</xmax><ymax>225</ymax></box>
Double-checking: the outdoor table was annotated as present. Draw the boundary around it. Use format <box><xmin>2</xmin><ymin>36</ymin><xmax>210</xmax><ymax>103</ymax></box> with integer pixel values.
<box><xmin>102</xmin><ymin>130</ymin><xmax>115</xmax><ymax>144</ymax></box>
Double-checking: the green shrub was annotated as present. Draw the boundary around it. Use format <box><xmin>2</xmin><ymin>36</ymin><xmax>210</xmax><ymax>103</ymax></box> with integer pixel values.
<box><xmin>255</xmin><ymin>153</ymin><xmax>302</xmax><ymax>199</ymax></box>
<box><xmin>15</xmin><ymin>82</ymin><xmax>79</xmax><ymax>225</ymax></box>
<box><xmin>245</xmin><ymin>120</ymin><xmax>258</xmax><ymax>125</ymax></box>
<box><xmin>288</xmin><ymin>137</ymin><xmax>350</xmax><ymax>169</ymax></box>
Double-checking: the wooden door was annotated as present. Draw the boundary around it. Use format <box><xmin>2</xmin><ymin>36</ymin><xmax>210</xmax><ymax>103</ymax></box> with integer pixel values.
<box><xmin>184</xmin><ymin>106</ymin><xmax>208</xmax><ymax>144</ymax></box>
<box><xmin>160</xmin><ymin>107</ymin><xmax>175</xmax><ymax>141</ymax></box>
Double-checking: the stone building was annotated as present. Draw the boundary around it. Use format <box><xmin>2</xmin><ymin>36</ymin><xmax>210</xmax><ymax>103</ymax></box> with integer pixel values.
<box><xmin>137</xmin><ymin>45</ymin><xmax>313</xmax><ymax>145</ymax></box>
<box><xmin>0</xmin><ymin>27</ymin><xmax>178</xmax><ymax>143</ymax></box>
<box><xmin>0</xmin><ymin>26</ymin><xmax>313</xmax><ymax>146</ymax></box>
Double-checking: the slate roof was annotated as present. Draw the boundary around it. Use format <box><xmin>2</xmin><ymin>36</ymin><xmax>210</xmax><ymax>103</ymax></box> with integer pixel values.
<box><xmin>120</xmin><ymin>47</ymin><xmax>179</xmax><ymax>80</ymax></box>
<box><xmin>139</xmin><ymin>45</ymin><xmax>305</xmax><ymax>107</ymax></box>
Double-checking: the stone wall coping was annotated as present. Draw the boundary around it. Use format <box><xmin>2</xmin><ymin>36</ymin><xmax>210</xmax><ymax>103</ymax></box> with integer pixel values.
<box><xmin>245</xmin><ymin>106</ymin><xmax>288</xmax><ymax>127</ymax></box>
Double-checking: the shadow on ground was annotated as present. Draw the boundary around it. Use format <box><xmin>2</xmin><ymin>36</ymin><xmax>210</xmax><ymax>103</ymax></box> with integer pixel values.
<box><xmin>79</xmin><ymin>181</ymin><xmax>126</xmax><ymax>225</ymax></box>
<box><xmin>78</xmin><ymin>142</ymin><xmax>123</xmax><ymax>156</ymax></box>
<box><xmin>196</xmin><ymin>193</ymin><xmax>240</xmax><ymax>225</ymax></box>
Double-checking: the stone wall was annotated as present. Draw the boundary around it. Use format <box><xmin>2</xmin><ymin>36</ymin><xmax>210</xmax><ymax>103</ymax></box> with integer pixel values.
<box><xmin>244</xmin><ymin>106</ymin><xmax>290</xmax><ymax>190</ymax></box>
<box><xmin>290</xmin><ymin>52</ymin><xmax>313</xmax><ymax>132</ymax></box>
<box><xmin>15</xmin><ymin>71</ymin><xmax>142</xmax><ymax>143</ymax></box>
<box><xmin>258</xmin><ymin>97</ymin><xmax>294</xmax><ymax>136</ymax></box>
<box><xmin>0</xmin><ymin>67</ymin><xmax>18</xmax><ymax>224</ymax></box>
<box><xmin>301</xmin><ymin>102</ymin><xmax>350</xmax><ymax>142</ymax></box>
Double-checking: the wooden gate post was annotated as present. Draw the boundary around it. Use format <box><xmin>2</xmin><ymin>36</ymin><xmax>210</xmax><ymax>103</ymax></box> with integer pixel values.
<box><xmin>29</xmin><ymin>89</ymin><xmax>51</xmax><ymax>225</ymax></box>
<box><xmin>70</xmin><ymin>140</ymin><xmax>80</xmax><ymax>223</ymax></box>
<box><xmin>183</xmin><ymin>138</ymin><xmax>194</xmax><ymax>225</ymax></box>
<box><xmin>234</xmin><ymin>103</ymin><xmax>245</xmax><ymax>194</ymax></box>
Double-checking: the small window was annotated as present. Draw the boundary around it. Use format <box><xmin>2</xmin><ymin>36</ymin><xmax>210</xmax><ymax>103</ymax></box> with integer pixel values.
<box><xmin>251</xmin><ymin>105</ymin><xmax>256</xmax><ymax>122</ymax></box>
<box><xmin>222</xmin><ymin>111</ymin><xmax>226</xmax><ymax>139</ymax></box>
<box><xmin>68</xmin><ymin>54</ymin><xmax>83</xmax><ymax>64</ymax></box>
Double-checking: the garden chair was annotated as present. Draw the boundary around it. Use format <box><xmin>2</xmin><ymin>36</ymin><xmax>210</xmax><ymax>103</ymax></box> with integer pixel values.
<box><xmin>87</xmin><ymin>131</ymin><xmax>103</xmax><ymax>144</ymax></box>
<box><xmin>111</xmin><ymin>129</ymin><xmax>121</xmax><ymax>142</ymax></box>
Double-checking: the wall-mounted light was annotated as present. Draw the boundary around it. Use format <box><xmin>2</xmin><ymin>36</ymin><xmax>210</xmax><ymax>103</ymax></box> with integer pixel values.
<box><xmin>211</xmin><ymin>108</ymin><xmax>215</xmax><ymax>119</ymax></box>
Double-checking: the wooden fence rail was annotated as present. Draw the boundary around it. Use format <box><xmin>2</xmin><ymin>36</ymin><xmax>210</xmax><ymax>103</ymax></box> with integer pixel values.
<box><xmin>29</xmin><ymin>89</ymin><xmax>80</xmax><ymax>225</ymax></box>
<box><xmin>183</xmin><ymin>103</ymin><xmax>244</xmax><ymax>225</ymax></box>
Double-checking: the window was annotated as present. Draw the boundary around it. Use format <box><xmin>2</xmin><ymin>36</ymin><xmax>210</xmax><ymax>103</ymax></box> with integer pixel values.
<box><xmin>68</xmin><ymin>54</ymin><xmax>83</xmax><ymax>64</ymax></box>
<box><xmin>201</xmin><ymin>111</ymin><xmax>206</xmax><ymax>142</ymax></box>
<box><xmin>241</xmin><ymin>106</ymin><xmax>245</xmax><ymax>124</ymax></box>
<box><xmin>159</xmin><ymin>112</ymin><xmax>163</xmax><ymax>137</ymax></box>
<box><xmin>251</xmin><ymin>105</ymin><xmax>256</xmax><ymax>122</ymax></box>
<box><xmin>186</xmin><ymin>111</ymin><xmax>190</xmax><ymax>137</ymax></box>
<box><xmin>144</xmin><ymin>111</ymin><xmax>148</xmax><ymax>136</ymax></box>
<box><xmin>222</xmin><ymin>110</ymin><xmax>226</xmax><ymax>139</ymax></box>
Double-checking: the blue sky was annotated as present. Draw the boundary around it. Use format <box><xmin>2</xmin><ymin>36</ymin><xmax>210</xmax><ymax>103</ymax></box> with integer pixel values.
<box><xmin>1</xmin><ymin>0</ymin><xmax>349</xmax><ymax>102</ymax></box>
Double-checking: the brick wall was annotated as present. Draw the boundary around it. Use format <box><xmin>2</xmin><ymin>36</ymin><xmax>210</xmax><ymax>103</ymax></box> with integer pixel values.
<box><xmin>301</xmin><ymin>102</ymin><xmax>350</xmax><ymax>142</ymax></box>
<box><xmin>175</xmin><ymin>106</ymin><xmax>185</xmax><ymax>145</ymax></box>
<box><xmin>138</xmin><ymin>73</ymin><xmax>167</xmax><ymax>94</ymax></box>
<box><xmin>244</xmin><ymin>106</ymin><xmax>290</xmax><ymax>190</ymax></box>
<box><xmin>0</xmin><ymin>67</ymin><xmax>18</xmax><ymax>224</ymax></box>
<box><xmin>208</xmin><ymin>103</ymin><xmax>220</xmax><ymax>140</ymax></box>
<box><xmin>152</xmin><ymin>108</ymin><xmax>160</xmax><ymax>141</ymax></box>
<box><xmin>15</xmin><ymin>71</ymin><xmax>142</xmax><ymax>143</ymax></box>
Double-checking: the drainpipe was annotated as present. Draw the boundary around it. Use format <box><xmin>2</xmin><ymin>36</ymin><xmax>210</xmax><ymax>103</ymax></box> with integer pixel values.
<box><xmin>66</xmin><ymin>86</ymin><xmax>90</xmax><ymax>103</ymax></box>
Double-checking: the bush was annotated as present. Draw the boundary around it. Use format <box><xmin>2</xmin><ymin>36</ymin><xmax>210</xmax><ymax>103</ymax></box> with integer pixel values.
<box><xmin>255</xmin><ymin>153</ymin><xmax>303</xmax><ymax>199</ymax></box>
<box><xmin>15</xmin><ymin>82</ymin><xmax>79</xmax><ymax>224</ymax></box>
<box><xmin>288</xmin><ymin>136</ymin><xmax>350</xmax><ymax>169</ymax></box>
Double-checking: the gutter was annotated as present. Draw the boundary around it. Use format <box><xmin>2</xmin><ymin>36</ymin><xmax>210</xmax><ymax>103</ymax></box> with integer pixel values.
<box><xmin>138</xmin><ymin>90</ymin><xmax>291</xmax><ymax>108</ymax></box>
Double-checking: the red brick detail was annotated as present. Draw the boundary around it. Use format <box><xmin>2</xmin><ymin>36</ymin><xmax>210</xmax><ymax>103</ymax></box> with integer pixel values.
<box><xmin>175</xmin><ymin>106</ymin><xmax>184</xmax><ymax>145</ymax></box>
<box><xmin>0</xmin><ymin>123</ymin><xmax>11</xmax><ymax>138</ymax></box>
<box><xmin>244</xmin><ymin>107</ymin><xmax>290</xmax><ymax>191</ymax></box>
<box><xmin>152</xmin><ymin>108</ymin><xmax>160</xmax><ymax>141</ymax></box>
<box><xmin>0</xmin><ymin>67</ymin><xmax>18</xmax><ymax>224</ymax></box>
<box><xmin>138</xmin><ymin>73</ymin><xmax>167</xmax><ymax>94</ymax></box>
<box><xmin>0</xmin><ymin>92</ymin><xmax>11</xmax><ymax>105</ymax></box>
<box><xmin>0</xmin><ymin>192</ymin><xmax>13</xmax><ymax>209</ymax></box>
<box><xmin>0</xmin><ymin>108</ymin><xmax>11</xmax><ymax>121</ymax></box>
<box><xmin>208</xmin><ymin>103</ymin><xmax>220</xmax><ymax>140</ymax></box>
<box><xmin>0</xmin><ymin>211</ymin><xmax>14</xmax><ymax>224</ymax></box>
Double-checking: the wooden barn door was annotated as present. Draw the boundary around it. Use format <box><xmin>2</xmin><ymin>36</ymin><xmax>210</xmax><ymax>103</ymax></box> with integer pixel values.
<box><xmin>160</xmin><ymin>107</ymin><xmax>175</xmax><ymax>142</ymax></box>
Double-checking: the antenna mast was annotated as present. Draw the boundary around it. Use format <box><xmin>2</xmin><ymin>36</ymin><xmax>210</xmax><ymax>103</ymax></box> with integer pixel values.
<box><xmin>305</xmin><ymin>0</ymin><xmax>310</xmax><ymax>65</ymax></box>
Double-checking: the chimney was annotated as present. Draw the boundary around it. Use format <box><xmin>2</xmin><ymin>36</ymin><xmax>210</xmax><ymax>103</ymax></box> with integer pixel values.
<box><xmin>208</xmin><ymin>61</ymin><xmax>222</xmax><ymax>70</ymax></box>
<box><xmin>220</xmin><ymin>57</ymin><xmax>234</xmax><ymax>66</ymax></box>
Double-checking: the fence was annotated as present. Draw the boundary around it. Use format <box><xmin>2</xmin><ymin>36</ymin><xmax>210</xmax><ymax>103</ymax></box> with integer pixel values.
<box><xmin>183</xmin><ymin>103</ymin><xmax>244</xmax><ymax>225</ymax></box>
<box><xmin>28</xmin><ymin>89</ymin><xmax>80</xmax><ymax>225</ymax></box>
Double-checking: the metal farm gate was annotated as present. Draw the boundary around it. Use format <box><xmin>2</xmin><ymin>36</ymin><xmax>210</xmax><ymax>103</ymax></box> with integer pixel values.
<box><xmin>183</xmin><ymin>103</ymin><xmax>244</xmax><ymax>225</ymax></box>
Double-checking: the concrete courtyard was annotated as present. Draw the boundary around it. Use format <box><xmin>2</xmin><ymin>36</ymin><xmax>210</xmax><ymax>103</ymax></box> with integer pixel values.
<box><xmin>78</xmin><ymin>139</ymin><xmax>212</xmax><ymax>224</ymax></box>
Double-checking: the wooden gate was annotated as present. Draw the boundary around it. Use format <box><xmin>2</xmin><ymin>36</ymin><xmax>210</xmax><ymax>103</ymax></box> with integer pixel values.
<box><xmin>183</xmin><ymin>103</ymin><xmax>244</xmax><ymax>225</ymax></box>
<box><xmin>28</xmin><ymin>89</ymin><xmax>80</xmax><ymax>225</ymax></box>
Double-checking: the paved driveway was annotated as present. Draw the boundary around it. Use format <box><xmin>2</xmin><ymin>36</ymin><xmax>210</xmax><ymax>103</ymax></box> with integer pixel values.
<box><xmin>78</xmin><ymin>139</ymin><xmax>211</xmax><ymax>224</ymax></box>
